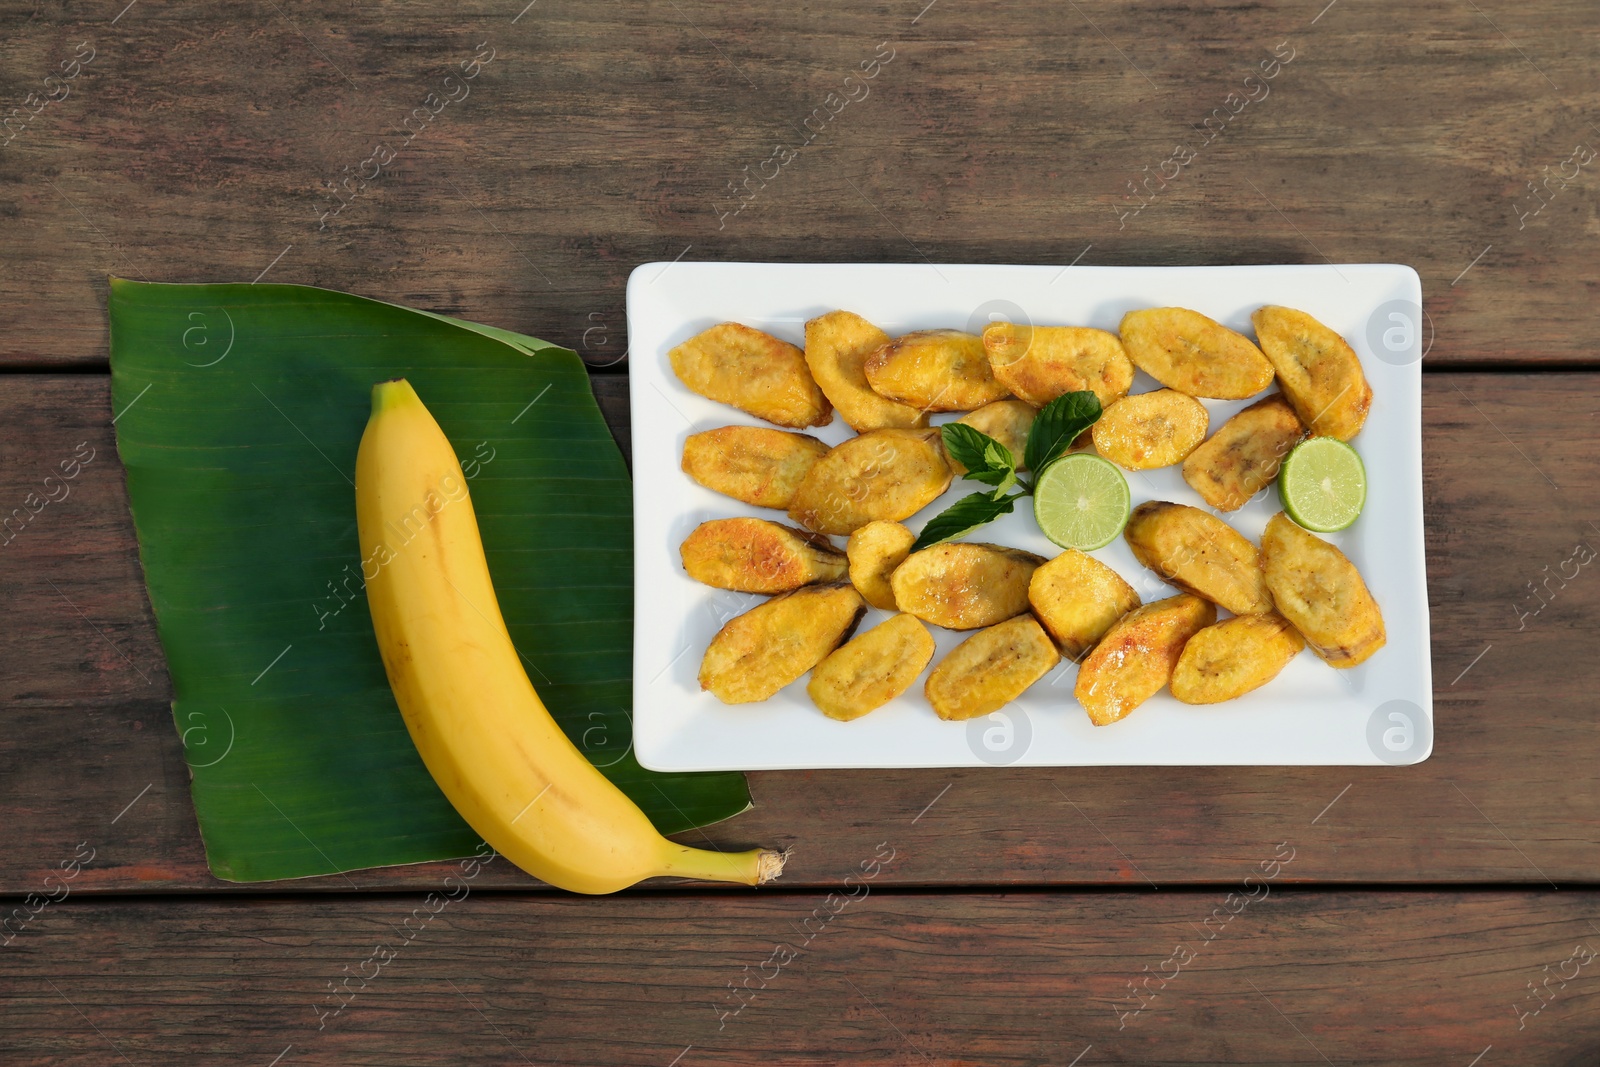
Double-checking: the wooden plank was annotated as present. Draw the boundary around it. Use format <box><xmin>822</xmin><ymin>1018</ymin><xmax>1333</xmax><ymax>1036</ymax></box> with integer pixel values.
<box><xmin>2</xmin><ymin>372</ymin><xmax>1597</xmax><ymax>891</ymax></box>
<box><xmin>2</xmin><ymin>890</ymin><xmax>1598</xmax><ymax>1064</ymax></box>
<box><xmin>0</xmin><ymin>1</ymin><xmax>1596</xmax><ymax>366</ymax></box>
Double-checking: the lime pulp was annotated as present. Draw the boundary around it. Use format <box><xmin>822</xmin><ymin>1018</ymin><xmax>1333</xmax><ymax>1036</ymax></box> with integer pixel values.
<box><xmin>1032</xmin><ymin>453</ymin><xmax>1131</xmax><ymax>551</ymax></box>
<box><xmin>1278</xmin><ymin>436</ymin><xmax>1367</xmax><ymax>532</ymax></box>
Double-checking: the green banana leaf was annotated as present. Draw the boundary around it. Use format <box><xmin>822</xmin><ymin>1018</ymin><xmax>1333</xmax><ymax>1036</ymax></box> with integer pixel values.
<box><xmin>108</xmin><ymin>279</ymin><xmax>751</xmax><ymax>882</ymax></box>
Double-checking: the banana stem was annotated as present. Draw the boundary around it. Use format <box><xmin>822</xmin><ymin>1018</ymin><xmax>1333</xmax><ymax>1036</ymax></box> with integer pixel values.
<box><xmin>655</xmin><ymin>845</ymin><xmax>788</xmax><ymax>886</ymax></box>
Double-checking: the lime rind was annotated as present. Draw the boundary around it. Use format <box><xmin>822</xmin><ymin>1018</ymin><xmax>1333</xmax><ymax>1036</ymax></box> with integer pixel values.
<box><xmin>1032</xmin><ymin>453</ymin><xmax>1131</xmax><ymax>551</ymax></box>
<box><xmin>1279</xmin><ymin>437</ymin><xmax>1367</xmax><ymax>532</ymax></box>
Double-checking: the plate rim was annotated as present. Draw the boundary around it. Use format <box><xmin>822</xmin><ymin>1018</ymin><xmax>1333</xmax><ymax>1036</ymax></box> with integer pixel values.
<box><xmin>626</xmin><ymin>260</ymin><xmax>1431</xmax><ymax>771</ymax></box>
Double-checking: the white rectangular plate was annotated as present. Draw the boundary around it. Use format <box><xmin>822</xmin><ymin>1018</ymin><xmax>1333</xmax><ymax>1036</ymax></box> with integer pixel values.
<box><xmin>627</xmin><ymin>262</ymin><xmax>1430</xmax><ymax>770</ymax></box>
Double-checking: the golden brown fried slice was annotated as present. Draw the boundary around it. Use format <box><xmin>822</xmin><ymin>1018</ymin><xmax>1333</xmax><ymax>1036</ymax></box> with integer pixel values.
<box><xmin>804</xmin><ymin>311</ymin><xmax>929</xmax><ymax>432</ymax></box>
<box><xmin>1075</xmin><ymin>594</ymin><xmax>1215</xmax><ymax>726</ymax></box>
<box><xmin>863</xmin><ymin>329</ymin><xmax>1008</xmax><ymax>412</ymax></box>
<box><xmin>982</xmin><ymin>323</ymin><xmax>1133</xmax><ymax>408</ymax></box>
<box><xmin>1123</xmin><ymin>501</ymin><xmax>1274</xmax><ymax>616</ymax></box>
<box><xmin>1091</xmin><ymin>389</ymin><xmax>1209</xmax><ymax>471</ymax></box>
<box><xmin>1260</xmin><ymin>512</ymin><xmax>1386</xmax><ymax>668</ymax></box>
<box><xmin>846</xmin><ymin>520</ymin><xmax>916</xmax><ymax>611</ymax></box>
<box><xmin>1119</xmin><ymin>307</ymin><xmax>1275</xmax><ymax>399</ymax></box>
<box><xmin>949</xmin><ymin>400</ymin><xmax>1036</xmax><ymax>474</ymax></box>
<box><xmin>699</xmin><ymin>583</ymin><xmax>865</xmax><ymax>704</ymax></box>
<box><xmin>807</xmin><ymin>613</ymin><xmax>937</xmax><ymax>721</ymax></box>
<box><xmin>1250</xmin><ymin>306</ymin><xmax>1372</xmax><ymax>441</ymax></box>
<box><xmin>682</xmin><ymin>425</ymin><xmax>831</xmax><ymax>509</ymax></box>
<box><xmin>1170</xmin><ymin>613</ymin><xmax>1305</xmax><ymax>704</ymax></box>
<box><xmin>925</xmin><ymin>614</ymin><xmax>1060</xmax><ymax>721</ymax></box>
<box><xmin>787</xmin><ymin>428</ymin><xmax>952</xmax><ymax>536</ymax></box>
<box><xmin>669</xmin><ymin>322</ymin><xmax>832</xmax><ymax>428</ymax></box>
<box><xmin>680</xmin><ymin>517</ymin><xmax>847</xmax><ymax>594</ymax></box>
<box><xmin>1027</xmin><ymin>549</ymin><xmax>1142</xmax><ymax>660</ymax></box>
<box><xmin>1181</xmin><ymin>395</ymin><xmax>1305</xmax><ymax>512</ymax></box>
<box><xmin>891</xmin><ymin>541</ymin><xmax>1046</xmax><ymax>631</ymax></box>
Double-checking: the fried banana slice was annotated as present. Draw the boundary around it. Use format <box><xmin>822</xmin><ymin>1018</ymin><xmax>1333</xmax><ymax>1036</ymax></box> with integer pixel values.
<box><xmin>680</xmin><ymin>517</ymin><xmax>847</xmax><ymax>594</ymax></box>
<box><xmin>1181</xmin><ymin>395</ymin><xmax>1305</xmax><ymax>512</ymax></box>
<box><xmin>682</xmin><ymin>425</ymin><xmax>830</xmax><ymax>509</ymax></box>
<box><xmin>891</xmin><ymin>541</ymin><xmax>1046</xmax><ymax>631</ymax></box>
<box><xmin>981</xmin><ymin>323</ymin><xmax>1133</xmax><ymax>408</ymax></box>
<box><xmin>787</xmin><ymin>428</ymin><xmax>952</xmax><ymax>536</ymax></box>
<box><xmin>846</xmin><ymin>520</ymin><xmax>917</xmax><ymax>611</ymax></box>
<box><xmin>949</xmin><ymin>400</ymin><xmax>1036</xmax><ymax>474</ymax></box>
<box><xmin>699</xmin><ymin>583</ymin><xmax>865</xmax><ymax>703</ymax></box>
<box><xmin>669</xmin><ymin>322</ymin><xmax>832</xmax><ymax>428</ymax></box>
<box><xmin>863</xmin><ymin>329</ymin><xmax>1009</xmax><ymax>412</ymax></box>
<box><xmin>1260</xmin><ymin>512</ymin><xmax>1386</xmax><ymax>668</ymax></box>
<box><xmin>807</xmin><ymin>613</ymin><xmax>937</xmax><ymax>721</ymax></box>
<box><xmin>1091</xmin><ymin>389</ymin><xmax>1209</xmax><ymax>470</ymax></box>
<box><xmin>1250</xmin><ymin>306</ymin><xmax>1372</xmax><ymax>441</ymax></box>
<box><xmin>1075</xmin><ymin>594</ymin><xmax>1215</xmax><ymax>726</ymax></box>
<box><xmin>925</xmin><ymin>614</ymin><xmax>1060</xmax><ymax>721</ymax></box>
<box><xmin>1123</xmin><ymin>501</ymin><xmax>1274</xmax><ymax>616</ymax></box>
<box><xmin>1118</xmin><ymin>307</ymin><xmax>1274</xmax><ymax>399</ymax></box>
<box><xmin>804</xmin><ymin>311</ymin><xmax>929</xmax><ymax>431</ymax></box>
<box><xmin>1027</xmin><ymin>549</ymin><xmax>1142</xmax><ymax>659</ymax></box>
<box><xmin>1170</xmin><ymin>613</ymin><xmax>1305</xmax><ymax>704</ymax></box>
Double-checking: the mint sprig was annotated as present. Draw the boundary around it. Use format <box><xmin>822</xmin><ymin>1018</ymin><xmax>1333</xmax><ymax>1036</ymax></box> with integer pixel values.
<box><xmin>911</xmin><ymin>391</ymin><xmax>1103</xmax><ymax>551</ymax></box>
<box><xmin>941</xmin><ymin>423</ymin><xmax>1017</xmax><ymax>495</ymax></box>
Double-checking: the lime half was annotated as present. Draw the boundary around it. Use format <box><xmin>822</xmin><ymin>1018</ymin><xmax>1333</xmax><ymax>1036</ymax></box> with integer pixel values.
<box><xmin>1033</xmin><ymin>453</ymin><xmax>1131</xmax><ymax>550</ymax></box>
<box><xmin>1279</xmin><ymin>437</ymin><xmax>1367</xmax><ymax>532</ymax></box>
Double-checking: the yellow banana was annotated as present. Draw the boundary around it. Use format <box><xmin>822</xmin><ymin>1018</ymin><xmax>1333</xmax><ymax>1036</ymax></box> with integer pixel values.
<box><xmin>355</xmin><ymin>379</ymin><xmax>785</xmax><ymax>894</ymax></box>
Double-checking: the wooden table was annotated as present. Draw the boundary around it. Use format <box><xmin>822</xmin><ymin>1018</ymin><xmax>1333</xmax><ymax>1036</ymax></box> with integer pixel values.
<box><xmin>3</xmin><ymin>0</ymin><xmax>1598</xmax><ymax>1062</ymax></box>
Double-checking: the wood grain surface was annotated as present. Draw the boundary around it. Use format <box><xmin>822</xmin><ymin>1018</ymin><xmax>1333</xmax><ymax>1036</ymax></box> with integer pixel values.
<box><xmin>5</xmin><ymin>2</ymin><xmax>1599</xmax><ymax>1060</ymax></box>
<box><xmin>3</xmin><ymin>373</ymin><xmax>1594</xmax><ymax>893</ymax></box>
<box><xmin>4</xmin><ymin>890</ymin><xmax>1599</xmax><ymax>1065</ymax></box>
<box><xmin>1</xmin><ymin>0</ymin><xmax>1597</xmax><ymax>367</ymax></box>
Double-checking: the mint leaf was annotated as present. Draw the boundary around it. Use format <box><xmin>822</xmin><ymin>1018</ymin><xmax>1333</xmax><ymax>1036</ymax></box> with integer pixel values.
<box><xmin>941</xmin><ymin>422</ymin><xmax>1012</xmax><ymax>479</ymax></box>
<box><xmin>942</xmin><ymin>422</ymin><xmax>1017</xmax><ymax>496</ymax></box>
<box><xmin>990</xmin><ymin>465</ymin><xmax>1018</xmax><ymax>498</ymax></box>
<box><xmin>963</xmin><ymin>465</ymin><xmax>1014</xmax><ymax>489</ymax></box>
<box><xmin>1025</xmin><ymin>391</ymin><xmax>1103</xmax><ymax>474</ymax></box>
<box><xmin>911</xmin><ymin>491</ymin><xmax>1022</xmax><ymax>551</ymax></box>
<box><xmin>982</xmin><ymin>438</ymin><xmax>1015</xmax><ymax>472</ymax></box>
